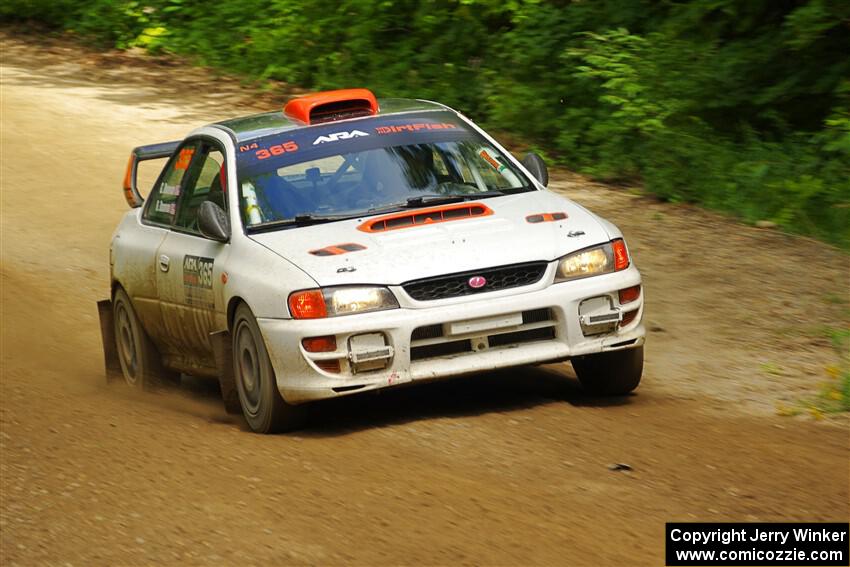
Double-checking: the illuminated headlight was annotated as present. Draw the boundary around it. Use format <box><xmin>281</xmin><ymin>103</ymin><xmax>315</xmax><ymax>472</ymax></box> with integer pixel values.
<box><xmin>555</xmin><ymin>239</ymin><xmax>630</xmax><ymax>282</ymax></box>
<box><xmin>288</xmin><ymin>286</ymin><xmax>399</xmax><ymax>319</ymax></box>
<box><xmin>328</xmin><ymin>287</ymin><xmax>397</xmax><ymax>316</ymax></box>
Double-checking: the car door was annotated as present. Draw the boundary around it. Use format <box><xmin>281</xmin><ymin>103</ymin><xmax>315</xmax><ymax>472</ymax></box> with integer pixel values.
<box><xmin>128</xmin><ymin>141</ymin><xmax>200</xmax><ymax>346</ymax></box>
<box><xmin>155</xmin><ymin>140</ymin><xmax>231</xmax><ymax>371</ymax></box>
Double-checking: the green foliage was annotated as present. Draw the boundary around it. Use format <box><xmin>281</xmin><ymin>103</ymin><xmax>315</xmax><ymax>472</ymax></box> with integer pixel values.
<box><xmin>0</xmin><ymin>0</ymin><xmax>82</xmax><ymax>27</ymax></box>
<box><xmin>73</xmin><ymin>0</ymin><xmax>154</xmax><ymax>48</ymax></box>
<box><xmin>4</xmin><ymin>0</ymin><xmax>848</xmax><ymax>247</ymax></box>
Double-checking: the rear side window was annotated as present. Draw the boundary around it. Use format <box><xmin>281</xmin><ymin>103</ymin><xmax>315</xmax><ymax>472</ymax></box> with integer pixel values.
<box><xmin>174</xmin><ymin>145</ymin><xmax>226</xmax><ymax>232</ymax></box>
<box><xmin>143</xmin><ymin>143</ymin><xmax>197</xmax><ymax>225</ymax></box>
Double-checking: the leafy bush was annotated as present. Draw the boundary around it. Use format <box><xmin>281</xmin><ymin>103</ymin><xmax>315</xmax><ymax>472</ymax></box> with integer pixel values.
<box><xmin>3</xmin><ymin>0</ymin><xmax>848</xmax><ymax>247</ymax></box>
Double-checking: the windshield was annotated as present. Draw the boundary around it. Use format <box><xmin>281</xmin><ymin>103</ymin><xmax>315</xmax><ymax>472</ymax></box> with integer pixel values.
<box><xmin>235</xmin><ymin>111</ymin><xmax>534</xmax><ymax>230</ymax></box>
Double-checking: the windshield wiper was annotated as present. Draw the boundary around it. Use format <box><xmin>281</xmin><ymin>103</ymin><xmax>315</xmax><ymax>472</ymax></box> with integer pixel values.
<box><xmin>404</xmin><ymin>195</ymin><xmax>466</xmax><ymax>207</ymax></box>
<box><xmin>402</xmin><ymin>191</ymin><xmax>505</xmax><ymax>208</ymax></box>
<box><xmin>247</xmin><ymin>190</ymin><xmax>522</xmax><ymax>233</ymax></box>
<box><xmin>469</xmin><ymin>190</ymin><xmax>507</xmax><ymax>199</ymax></box>
<box><xmin>498</xmin><ymin>186</ymin><xmax>536</xmax><ymax>195</ymax></box>
<box><xmin>246</xmin><ymin>213</ymin><xmax>359</xmax><ymax>233</ymax></box>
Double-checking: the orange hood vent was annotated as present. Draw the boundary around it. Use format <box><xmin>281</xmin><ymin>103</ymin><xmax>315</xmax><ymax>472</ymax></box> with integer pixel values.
<box><xmin>357</xmin><ymin>202</ymin><xmax>494</xmax><ymax>233</ymax></box>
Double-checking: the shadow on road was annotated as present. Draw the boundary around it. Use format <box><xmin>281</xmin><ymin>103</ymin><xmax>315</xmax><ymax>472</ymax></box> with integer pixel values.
<box><xmin>302</xmin><ymin>365</ymin><xmax>636</xmax><ymax>437</ymax></box>
<box><xmin>108</xmin><ymin>361</ymin><xmax>637</xmax><ymax>435</ymax></box>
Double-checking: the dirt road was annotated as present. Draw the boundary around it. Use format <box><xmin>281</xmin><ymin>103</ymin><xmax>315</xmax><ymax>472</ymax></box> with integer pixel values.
<box><xmin>1</xmin><ymin>34</ymin><xmax>848</xmax><ymax>566</ymax></box>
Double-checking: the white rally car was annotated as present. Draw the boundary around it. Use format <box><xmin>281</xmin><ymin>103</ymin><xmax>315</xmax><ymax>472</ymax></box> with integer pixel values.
<box><xmin>98</xmin><ymin>89</ymin><xmax>645</xmax><ymax>433</ymax></box>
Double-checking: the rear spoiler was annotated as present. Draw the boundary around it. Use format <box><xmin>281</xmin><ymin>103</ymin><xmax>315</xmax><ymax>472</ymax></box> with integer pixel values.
<box><xmin>122</xmin><ymin>140</ymin><xmax>180</xmax><ymax>208</ymax></box>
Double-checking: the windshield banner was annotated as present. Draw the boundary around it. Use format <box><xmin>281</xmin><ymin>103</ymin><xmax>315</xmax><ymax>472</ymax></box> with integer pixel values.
<box><xmin>236</xmin><ymin>111</ymin><xmax>472</xmax><ymax>175</ymax></box>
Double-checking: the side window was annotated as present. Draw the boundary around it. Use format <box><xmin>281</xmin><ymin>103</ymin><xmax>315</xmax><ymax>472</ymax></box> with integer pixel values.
<box><xmin>474</xmin><ymin>148</ymin><xmax>510</xmax><ymax>188</ymax></box>
<box><xmin>463</xmin><ymin>145</ymin><xmax>524</xmax><ymax>190</ymax></box>
<box><xmin>143</xmin><ymin>144</ymin><xmax>197</xmax><ymax>225</ymax></box>
<box><xmin>174</xmin><ymin>144</ymin><xmax>226</xmax><ymax>232</ymax></box>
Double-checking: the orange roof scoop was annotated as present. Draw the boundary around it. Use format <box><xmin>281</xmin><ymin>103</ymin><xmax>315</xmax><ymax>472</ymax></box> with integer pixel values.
<box><xmin>284</xmin><ymin>88</ymin><xmax>379</xmax><ymax>125</ymax></box>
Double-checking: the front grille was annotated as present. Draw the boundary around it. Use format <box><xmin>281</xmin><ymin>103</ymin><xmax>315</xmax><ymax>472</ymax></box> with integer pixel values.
<box><xmin>487</xmin><ymin>326</ymin><xmax>555</xmax><ymax>348</ymax></box>
<box><xmin>411</xmin><ymin>324</ymin><xmax>444</xmax><ymax>341</ymax></box>
<box><xmin>403</xmin><ymin>262</ymin><xmax>548</xmax><ymax>302</ymax></box>
<box><xmin>522</xmin><ymin>308</ymin><xmax>552</xmax><ymax>325</ymax></box>
<box><xmin>409</xmin><ymin>308</ymin><xmax>557</xmax><ymax>361</ymax></box>
<box><xmin>411</xmin><ymin>340</ymin><xmax>471</xmax><ymax>361</ymax></box>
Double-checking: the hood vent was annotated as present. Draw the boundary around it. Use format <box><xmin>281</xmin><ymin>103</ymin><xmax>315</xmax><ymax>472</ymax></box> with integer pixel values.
<box><xmin>526</xmin><ymin>212</ymin><xmax>567</xmax><ymax>223</ymax></box>
<box><xmin>309</xmin><ymin>243</ymin><xmax>367</xmax><ymax>256</ymax></box>
<box><xmin>357</xmin><ymin>203</ymin><xmax>493</xmax><ymax>233</ymax></box>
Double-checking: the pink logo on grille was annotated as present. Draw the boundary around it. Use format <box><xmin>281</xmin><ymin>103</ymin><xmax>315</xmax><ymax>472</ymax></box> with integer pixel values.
<box><xmin>468</xmin><ymin>276</ymin><xmax>487</xmax><ymax>289</ymax></box>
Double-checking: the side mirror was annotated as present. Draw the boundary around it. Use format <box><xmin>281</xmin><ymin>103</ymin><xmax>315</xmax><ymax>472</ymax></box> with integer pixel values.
<box><xmin>521</xmin><ymin>152</ymin><xmax>549</xmax><ymax>187</ymax></box>
<box><xmin>198</xmin><ymin>201</ymin><xmax>230</xmax><ymax>242</ymax></box>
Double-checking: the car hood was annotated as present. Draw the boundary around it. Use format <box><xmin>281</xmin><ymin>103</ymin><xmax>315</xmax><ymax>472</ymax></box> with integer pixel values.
<box><xmin>248</xmin><ymin>190</ymin><xmax>612</xmax><ymax>287</ymax></box>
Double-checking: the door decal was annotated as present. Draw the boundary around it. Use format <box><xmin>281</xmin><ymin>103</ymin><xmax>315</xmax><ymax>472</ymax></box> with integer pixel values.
<box><xmin>182</xmin><ymin>255</ymin><xmax>215</xmax><ymax>309</ymax></box>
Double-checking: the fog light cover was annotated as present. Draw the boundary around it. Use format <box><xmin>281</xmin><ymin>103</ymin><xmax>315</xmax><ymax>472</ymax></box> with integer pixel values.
<box><xmin>578</xmin><ymin>296</ymin><xmax>621</xmax><ymax>336</ymax></box>
<box><xmin>348</xmin><ymin>333</ymin><xmax>394</xmax><ymax>373</ymax></box>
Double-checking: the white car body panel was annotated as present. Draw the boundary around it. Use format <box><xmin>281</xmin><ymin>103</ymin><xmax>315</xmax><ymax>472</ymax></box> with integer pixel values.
<box><xmin>109</xmin><ymin>101</ymin><xmax>644</xmax><ymax>402</ymax></box>
<box><xmin>248</xmin><ymin>190</ymin><xmax>611</xmax><ymax>287</ymax></box>
<box><xmin>259</xmin><ymin>264</ymin><xmax>644</xmax><ymax>402</ymax></box>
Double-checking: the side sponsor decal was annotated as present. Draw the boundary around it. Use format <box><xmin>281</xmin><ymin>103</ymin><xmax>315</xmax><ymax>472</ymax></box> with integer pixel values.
<box><xmin>183</xmin><ymin>255</ymin><xmax>215</xmax><ymax>309</ymax></box>
<box><xmin>155</xmin><ymin>201</ymin><xmax>177</xmax><ymax>215</ymax></box>
<box><xmin>313</xmin><ymin>130</ymin><xmax>369</xmax><ymax>145</ymax></box>
<box><xmin>160</xmin><ymin>184</ymin><xmax>181</xmax><ymax>196</ymax></box>
<box><xmin>375</xmin><ymin>123</ymin><xmax>458</xmax><ymax>134</ymax></box>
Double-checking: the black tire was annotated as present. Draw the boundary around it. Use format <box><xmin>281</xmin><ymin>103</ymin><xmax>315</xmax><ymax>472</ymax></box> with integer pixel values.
<box><xmin>112</xmin><ymin>287</ymin><xmax>172</xmax><ymax>390</ymax></box>
<box><xmin>232</xmin><ymin>303</ymin><xmax>306</xmax><ymax>433</ymax></box>
<box><xmin>571</xmin><ymin>346</ymin><xmax>643</xmax><ymax>395</ymax></box>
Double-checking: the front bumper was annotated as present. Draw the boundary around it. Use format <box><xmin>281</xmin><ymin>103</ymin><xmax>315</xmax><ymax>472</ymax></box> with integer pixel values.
<box><xmin>258</xmin><ymin>264</ymin><xmax>644</xmax><ymax>403</ymax></box>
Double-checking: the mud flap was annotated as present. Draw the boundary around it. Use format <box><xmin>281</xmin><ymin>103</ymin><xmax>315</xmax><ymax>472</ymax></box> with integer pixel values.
<box><xmin>211</xmin><ymin>330</ymin><xmax>241</xmax><ymax>414</ymax></box>
<box><xmin>97</xmin><ymin>299</ymin><xmax>123</xmax><ymax>383</ymax></box>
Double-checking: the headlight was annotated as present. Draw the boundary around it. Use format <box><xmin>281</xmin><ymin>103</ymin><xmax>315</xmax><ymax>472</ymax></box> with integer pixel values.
<box><xmin>555</xmin><ymin>239</ymin><xmax>630</xmax><ymax>282</ymax></box>
<box><xmin>288</xmin><ymin>286</ymin><xmax>399</xmax><ymax>319</ymax></box>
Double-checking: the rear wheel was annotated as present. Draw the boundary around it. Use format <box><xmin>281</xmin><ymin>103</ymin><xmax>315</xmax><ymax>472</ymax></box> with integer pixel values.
<box><xmin>232</xmin><ymin>303</ymin><xmax>306</xmax><ymax>433</ymax></box>
<box><xmin>572</xmin><ymin>346</ymin><xmax>643</xmax><ymax>395</ymax></box>
<box><xmin>112</xmin><ymin>287</ymin><xmax>172</xmax><ymax>390</ymax></box>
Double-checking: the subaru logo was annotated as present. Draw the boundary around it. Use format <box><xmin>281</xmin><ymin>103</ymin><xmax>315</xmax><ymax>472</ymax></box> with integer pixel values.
<box><xmin>468</xmin><ymin>276</ymin><xmax>487</xmax><ymax>289</ymax></box>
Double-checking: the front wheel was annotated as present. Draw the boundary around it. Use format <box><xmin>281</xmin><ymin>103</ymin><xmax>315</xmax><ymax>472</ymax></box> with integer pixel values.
<box><xmin>232</xmin><ymin>303</ymin><xmax>306</xmax><ymax>433</ymax></box>
<box><xmin>571</xmin><ymin>346</ymin><xmax>643</xmax><ymax>395</ymax></box>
